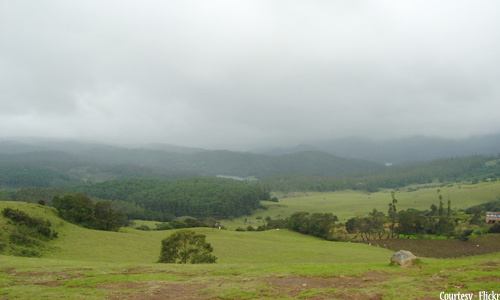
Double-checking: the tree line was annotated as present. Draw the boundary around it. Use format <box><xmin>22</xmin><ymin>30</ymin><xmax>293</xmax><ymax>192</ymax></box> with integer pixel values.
<box><xmin>249</xmin><ymin>192</ymin><xmax>464</xmax><ymax>241</ymax></box>
<box><xmin>3</xmin><ymin>177</ymin><xmax>271</xmax><ymax>222</ymax></box>
<box><xmin>52</xmin><ymin>193</ymin><xmax>124</xmax><ymax>231</ymax></box>
<box><xmin>260</xmin><ymin>155</ymin><xmax>499</xmax><ymax>193</ymax></box>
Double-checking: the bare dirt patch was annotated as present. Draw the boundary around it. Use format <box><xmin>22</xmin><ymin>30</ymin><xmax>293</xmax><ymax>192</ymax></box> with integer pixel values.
<box><xmin>257</xmin><ymin>271</ymin><xmax>391</xmax><ymax>299</ymax></box>
<box><xmin>379</xmin><ymin>235</ymin><xmax>500</xmax><ymax>258</ymax></box>
<box><xmin>100</xmin><ymin>272</ymin><xmax>391</xmax><ymax>300</ymax></box>
<box><xmin>13</xmin><ymin>270</ymin><xmax>84</xmax><ymax>280</ymax></box>
<box><xmin>330</xmin><ymin>291</ymin><xmax>382</xmax><ymax>300</ymax></box>
<box><xmin>479</xmin><ymin>261</ymin><xmax>500</xmax><ymax>267</ymax></box>
<box><xmin>474</xmin><ymin>277</ymin><xmax>500</xmax><ymax>282</ymax></box>
<box><xmin>1</xmin><ymin>268</ymin><xmax>15</xmax><ymax>274</ymax></box>
<box><xmin>105</xmin><ymin>282</ymin><xmax>207</xmax><ymax>300</ymax></box>
<box><xmin>98</xmin><ymin>282</ymin><xmax>151</xmax><ymax>290</ymax></box>
<box><xmin>261</xmin><ymin>271</ymin><xmax>390</xmax><ymax>290</ymax></box>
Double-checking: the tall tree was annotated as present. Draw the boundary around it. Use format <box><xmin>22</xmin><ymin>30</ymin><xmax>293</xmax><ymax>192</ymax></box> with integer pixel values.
<box><xmin>93</xmin><ymin>201</ymin><xmax>124</xmax><ymax>231</ymax></box>
<box><xmin>388</xmin><ymin>191</ymin><xmax>398</xmax><ymax>238</ymax></box>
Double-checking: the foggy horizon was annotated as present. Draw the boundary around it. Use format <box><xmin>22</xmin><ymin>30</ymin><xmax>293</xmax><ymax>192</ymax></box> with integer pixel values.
<box><xmin>2</xmin><ymin>1</ymin><xmax>500</xmax><ymax>151</ymax></box>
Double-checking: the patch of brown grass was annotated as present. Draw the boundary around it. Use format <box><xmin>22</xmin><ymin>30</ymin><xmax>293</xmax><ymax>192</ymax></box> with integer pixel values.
<box><xmin>105</xmin><ymin>282</ymin><xmax>207</xmax><ymax>300</ymax></box>
<box><xmin>376</xmin><ymin>235</ymin><xmax>500</xmax><ymax>258</ymax></box>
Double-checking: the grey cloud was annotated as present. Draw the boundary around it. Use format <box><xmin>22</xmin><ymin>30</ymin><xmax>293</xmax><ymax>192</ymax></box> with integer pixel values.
<box><xmin>1</xmin><ymin>1</ymin><xmax>500</xmax><ymax>149</ymax></box>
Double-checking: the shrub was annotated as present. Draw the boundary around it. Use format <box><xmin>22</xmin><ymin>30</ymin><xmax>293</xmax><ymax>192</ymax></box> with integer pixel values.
<box><xmin>456</xmin><ymin>229</ymin><xmax>474</xmax><ymax>241</ymax></box>
<box><xmin>474</xmin><ymin>228</ymin><xmax>488</xmax><ymax>236</ymax></box>
<box><xmin>235</xmin><ymin>227</ymin><xmax>245</xmax><ymax>231</ymax></box>
<box><xmin>136</xmin><ymin>225</ymin><xmax>151</xmax><ymax>231</ymax></box>
<box><xmin>1</xmin><ymin>208</ymin><xmax>57</xmax><ymax>239</ymax></box>
<box><xmin>184</xmin><ymin>218</ymin><xmax>203</xmax><ymax>228</ymax></box>
<box><xmin>256</xmin><ymin>225</ymin><xmax>267</xmax><ymax>231</ymax></box>
<box><xmin>488</xmin><ymin>223</ymin><xmax>500</xmax><ymax>234</ymax></box>
<box><xmin>170</xmin><ymin>219</ymin><xmax>187</xmax><ymax>229</ymax></box>
<box><xmin>157</xmin><ymin>222</ymin><xmax>173</xmax><ymax>230</ymax></box>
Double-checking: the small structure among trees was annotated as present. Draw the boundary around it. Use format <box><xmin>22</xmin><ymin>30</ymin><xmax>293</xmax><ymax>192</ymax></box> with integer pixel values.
<box><xmin>486</xmin><ymin>212</ymin><xmax>500</xmax><ymax>224</ymax></box>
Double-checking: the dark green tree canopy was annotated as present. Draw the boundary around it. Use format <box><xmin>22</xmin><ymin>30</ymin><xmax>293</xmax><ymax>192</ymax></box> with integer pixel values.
<box><xmin>158</xmin><ymin>229</ymin><xmax>217</xmax><ymax>264</ymax></box>
<box><xmin>52</xmin><ymin>193</ymin><xmax>124</xmax><ymax>231</ymax></box>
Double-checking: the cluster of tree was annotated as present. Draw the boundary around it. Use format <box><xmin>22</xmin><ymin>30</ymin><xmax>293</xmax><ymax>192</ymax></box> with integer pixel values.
<box><xmin>238</xmin><ymin>213</ymin><xmax>338</xmax><ymax>240</ymax></box>
<box><xmin>285</xmin><ymin>212</ymin><xmax>339</xmax><ymax>240</ymax></box>
<box><xmin>157</xmin><ymin>229</ymin><xmax>217</xmax><ymax>264</ymax></box>
<box><xmin>1</xmin><ymin>207</ymin><xmax>58</xmax><ymax>257</ymax></box>
<box><xmin>5</xmin><ymin>177</ymin><xmax>271</xmax><ymax>222</ymax></box>
<box><xmin>346</xmin><ymin>192</ymin><xmax>456</xmax><ymax>240</ymax></box>
<box><xmin>260</xmin><ymin>155</ymin><xmax>498</xmax><ymax>193</ymax></box>
<box><xmin>52</xmin><ymin>193</ymin><xmax>124</xmax><ymax>231</ymax></box>
<box><xmin>345</xmin><ymin>209</ymin><xmax>387</xmax><ymax>240</ymax></box>
<box><xmin>72</xmin><ymin>177</ymin><xmax>269</xmax><ymax>219</ymax></box>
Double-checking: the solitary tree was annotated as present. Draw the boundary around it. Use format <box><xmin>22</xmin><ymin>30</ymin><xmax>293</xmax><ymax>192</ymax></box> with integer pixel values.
<box><xmin>388</xmin><ymin>191</ymin><xmax>398</xmax><ymax>238</ymax></box>
<box><xmin>158</xmin><ymin>229</ymin><xmax>217</xmax><ymax>264</ymax></box>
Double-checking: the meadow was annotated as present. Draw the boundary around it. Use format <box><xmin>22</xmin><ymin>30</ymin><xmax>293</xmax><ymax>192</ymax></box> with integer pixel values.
<box><xmin>246</xmin><ymin>181</ymin><xmax>500</xmax><ymax>223</ymax></box>
<box><xmin>1</xmin><ymin>181</ymin><xmax>500</xmax><ymax>299</ymax></box>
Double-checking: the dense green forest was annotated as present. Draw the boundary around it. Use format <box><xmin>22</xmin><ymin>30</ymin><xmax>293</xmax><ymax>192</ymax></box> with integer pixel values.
<box><xmin>1</xmin><ymin>178</ymin><xmax>270</xmax><ymax>221</ymax></box>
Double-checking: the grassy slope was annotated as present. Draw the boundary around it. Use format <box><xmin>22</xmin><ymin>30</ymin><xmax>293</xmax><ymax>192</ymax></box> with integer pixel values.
<box><xmin>0</xmin><ymin>202</ymin><xmax>392</xmax><ymax>265</ymax></box>
<box><xmin>246</xmin><ymin>181</ymin><xmax>500</xmax><ymax>222</ymax></box>
<box><xmin>1</xmin><ymin>201</ymin><xmax>500</xmax><ymax>299</ymax></box>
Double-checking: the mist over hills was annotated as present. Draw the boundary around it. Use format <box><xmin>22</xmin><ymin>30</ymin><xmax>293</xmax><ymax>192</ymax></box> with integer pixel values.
<box><xmin>0</xmin><ymin>138</ymin><xmax>384</xmax><ymax>188</ymax></box>
<box><xmin>1</xmin><ymin>135</ymin><xmax>499</xmax><ymax>195</ymax></box>
<box><xmin>252</xmin><ymin>134</ymin><xmax>500</xmax><ymax>164</ymax></box>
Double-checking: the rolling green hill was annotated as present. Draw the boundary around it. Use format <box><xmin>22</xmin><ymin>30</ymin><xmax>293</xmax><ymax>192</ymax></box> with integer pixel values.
<box><xmin>1</xmin><ymin>201</ymin><xmax>500</xmax><ymax>300</ymax></box>
<box><xmin>0</xmin><ymin>201</ymin><xmax>392</xmax><ymax>264</ymax></box>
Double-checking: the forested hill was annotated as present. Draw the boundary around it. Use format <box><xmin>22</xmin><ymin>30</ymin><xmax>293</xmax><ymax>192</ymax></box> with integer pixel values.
<box><xmin>0</xmin><ymin>140</ymin><xmax>384</xmax><ymax>189</ymax></box>
<box><xmin>2</xmin><ymin>177</ymin><xmax>270</xmax><ymax>220</ymax></box>
<box><xmin>74</xmin><ymin>177</ymin><xmax>269</xmax><ymax>218</ymax></box>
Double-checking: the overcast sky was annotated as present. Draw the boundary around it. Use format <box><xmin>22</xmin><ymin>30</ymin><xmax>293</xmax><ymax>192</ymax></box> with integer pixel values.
<box><xmin>1</xmin><ymin>1</ymin><xmax>500</xmax><ymax>150</ymax></box>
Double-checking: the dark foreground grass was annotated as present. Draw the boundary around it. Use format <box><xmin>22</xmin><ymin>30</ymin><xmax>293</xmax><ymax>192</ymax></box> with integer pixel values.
<box><xmin>1</xmin><ymin>252</ymin><xmax>500</xmax><ymax>299</ymax></box>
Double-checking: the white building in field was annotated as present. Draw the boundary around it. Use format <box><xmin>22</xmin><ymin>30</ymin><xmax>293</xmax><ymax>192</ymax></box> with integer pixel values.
<box><xmin>486</xmin><ymin>212</ymin><xmax>500</xmax><ymax>224</ymax></box>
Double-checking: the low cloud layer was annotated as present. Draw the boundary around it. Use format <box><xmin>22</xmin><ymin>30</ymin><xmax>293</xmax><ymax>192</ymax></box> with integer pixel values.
<box><xmin>2</xmin><ymin>1</ymin><xmax>500</xmax><ymax>150</ymax></box>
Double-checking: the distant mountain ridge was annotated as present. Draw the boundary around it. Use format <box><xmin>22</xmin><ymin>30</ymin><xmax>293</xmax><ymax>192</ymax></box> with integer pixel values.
<box><xmin>0</xmin><ymin>138</ymin><xmax>384</xmax><ymax>188</ymax></box>
<box><xmin>252</xmin><ymin>135</ymin><xmax>500</xmax><ymax>164</ymax></box>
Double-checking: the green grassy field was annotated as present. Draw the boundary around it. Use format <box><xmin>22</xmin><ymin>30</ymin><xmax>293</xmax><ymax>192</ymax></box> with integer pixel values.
<box><xmin>1</xmin><ymin>182</ymin><xmax>500</xmax><ymax>299</ymax></box>
<box><xmin>243</xmin><ymin>181</ymin><xmax>500</xmax><ymax>223</ymax></box>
